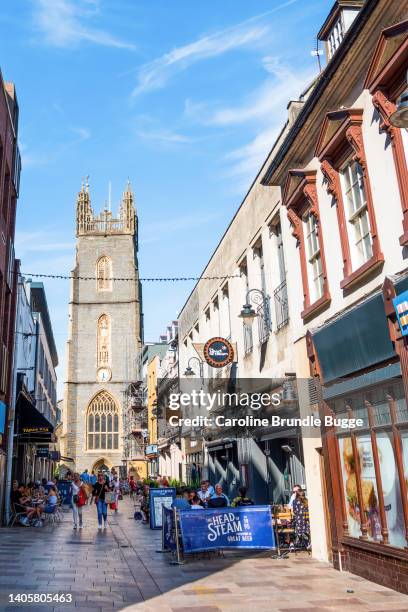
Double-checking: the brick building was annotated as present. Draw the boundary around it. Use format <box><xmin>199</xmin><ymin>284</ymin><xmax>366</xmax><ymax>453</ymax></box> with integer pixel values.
<box><xmin>0</xmin><ymin>69</ymin><xmax>21</xmax><ymax>514</ymax></box>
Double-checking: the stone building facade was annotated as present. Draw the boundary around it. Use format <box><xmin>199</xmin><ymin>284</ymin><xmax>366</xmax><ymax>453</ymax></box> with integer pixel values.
<box><xmin>62</xmin><ymin>180</ymin><xmax>142</xmax><ymax>473</ymax></box>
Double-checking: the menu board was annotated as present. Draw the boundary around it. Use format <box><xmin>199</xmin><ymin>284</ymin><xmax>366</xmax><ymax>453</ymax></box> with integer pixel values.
<box><xmin>149</xmin><ymin>488</ymin><xmax>176</xmax><ymax>530</ymax></box>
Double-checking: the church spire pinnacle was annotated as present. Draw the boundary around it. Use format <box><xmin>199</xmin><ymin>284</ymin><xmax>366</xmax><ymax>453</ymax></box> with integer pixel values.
<box><xmin>76</xmin><ymin>177</ymin><xmax>93</xmax><ymax>236</ymax></box>
<box><xmin>120</xmin><ymin>179</ymin><xmax>136</xmax><ymax>234</ymax></box>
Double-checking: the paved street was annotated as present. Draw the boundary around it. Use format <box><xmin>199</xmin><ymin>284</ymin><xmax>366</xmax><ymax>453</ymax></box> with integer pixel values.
<box><xmin>0</xmin><ymin>498</ymin><xmax>407</xmax><ymax>612</ymax></box>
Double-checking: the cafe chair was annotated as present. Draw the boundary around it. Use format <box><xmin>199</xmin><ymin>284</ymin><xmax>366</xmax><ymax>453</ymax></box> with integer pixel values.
<box><xmin>9</xmin><ymin>504</ymin><xmax>28</xmax><ymax>527</ymax></box>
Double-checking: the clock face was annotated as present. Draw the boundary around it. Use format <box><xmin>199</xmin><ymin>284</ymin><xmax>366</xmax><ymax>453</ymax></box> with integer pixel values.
<box><xmin>97</xmin><ymin>367</ymin><xmax>111</xmax><ymax>382</ymax></box>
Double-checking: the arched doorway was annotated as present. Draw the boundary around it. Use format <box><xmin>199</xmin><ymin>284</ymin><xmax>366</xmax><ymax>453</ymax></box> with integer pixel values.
<box><xmin>92</xmin><ymin>458</ymin><xmax>110</xmax><ymax>473</ymax></box>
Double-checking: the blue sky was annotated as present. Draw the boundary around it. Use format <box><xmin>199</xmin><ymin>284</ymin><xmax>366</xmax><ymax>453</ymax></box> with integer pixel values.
<box><xmin>1</xmin><ymin>0</ymin><xmax>331</xmax><ymax>394</ymax></box>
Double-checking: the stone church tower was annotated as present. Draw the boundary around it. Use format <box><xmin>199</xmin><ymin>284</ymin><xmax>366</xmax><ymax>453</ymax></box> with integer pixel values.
<box><xmin>63</xmin><ymin>179</ymin><xmax>142</xmax><ymax>473</ymax></box>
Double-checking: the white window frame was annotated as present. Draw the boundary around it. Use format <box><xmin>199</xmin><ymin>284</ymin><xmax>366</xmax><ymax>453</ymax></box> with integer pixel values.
<box><xmin>303</xmin><ymin>212</ymin><xmax>324</xmax><ymax>302</ymax></box>
<box><xmin>340</xmin><ymin>158</ymin><xmax>373</xmax><ymax>268</ymax></box>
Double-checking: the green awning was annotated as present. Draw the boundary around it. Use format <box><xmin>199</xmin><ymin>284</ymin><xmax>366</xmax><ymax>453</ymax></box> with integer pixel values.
<box><xmin>312</xmin><ymin>292</ymin><xmax>396</xmax><ymax>384</ymax></box>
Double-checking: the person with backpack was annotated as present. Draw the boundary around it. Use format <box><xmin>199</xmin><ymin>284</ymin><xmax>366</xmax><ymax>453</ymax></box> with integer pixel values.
<box><xmin>71</xmin><ymin>472</ymin><xmax>88</xmax><ymax>529</ymax></box>
<box><xmin>231</xmin><ymin>486</ymin><xmax>254</xmax><ymax>507</ymax></box>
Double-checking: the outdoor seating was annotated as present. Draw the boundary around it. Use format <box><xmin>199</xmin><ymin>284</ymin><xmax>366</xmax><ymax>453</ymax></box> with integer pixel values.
<box><xmin>9</xmin><ymin>503</ymin><xmax>28</xmax><ymax>527</ymax></box>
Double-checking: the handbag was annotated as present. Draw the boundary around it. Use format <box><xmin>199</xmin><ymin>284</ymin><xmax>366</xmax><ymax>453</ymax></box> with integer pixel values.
<box><xmin>105</xmin><ymin>491</ymin><xmax>115</xmax><ymax>504</ymax></box>
<box><xmin>73</xmin><ymin>494</ymin><xmax>79</xmax><ymax>504</ymax></box>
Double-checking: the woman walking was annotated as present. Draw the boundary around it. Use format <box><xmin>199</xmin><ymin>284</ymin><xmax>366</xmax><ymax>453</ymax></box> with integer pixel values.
<box><xmin>292</xmin><ymin>489</ymin><xmax>310</xmax><ymax>549</ymax></box>
<box><xmin>71</xmin><ymin>472</ymin><xmax>87</xmax><ymax>529</ymax></box>
<box><xmin>112</xmin><ymin>475</ymin><xmax>121</xmax><ymax>513</ymax></box>
<box><xmin>92</xmin><ymin>472</ymin><xmax>112</xmax><ymax>530</ymax></box>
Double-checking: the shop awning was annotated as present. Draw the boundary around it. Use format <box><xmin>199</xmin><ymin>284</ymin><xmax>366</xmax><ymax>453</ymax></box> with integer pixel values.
<box><xmin>312</xmin><ymin>291</ymin><xmax>396</xmax><ymax>384</ymax></box>
<box><xmin>17</xmin><ymin>390</ymin><xmax>55</xmax><ymax>443</ymax></box>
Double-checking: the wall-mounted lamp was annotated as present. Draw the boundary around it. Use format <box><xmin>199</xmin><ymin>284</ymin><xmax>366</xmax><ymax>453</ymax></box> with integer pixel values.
<box><xmin>184</xmin><ymin>356</ymin><xmax>204</xmax><ymax>378</ymax></box>
<box><xmin>239</xmin><ymin>288</ymin><xmax>271</xmax><ymax>330</ymax></box>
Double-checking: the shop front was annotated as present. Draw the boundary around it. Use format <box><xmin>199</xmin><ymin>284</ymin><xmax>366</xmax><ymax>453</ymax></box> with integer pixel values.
<box><xmin>308</xmin><ymin>275</ymin><xmax>408</xmax><ymax>593</ymax></box>
<box><xmin>15</xmin><ymin>385</ymin><xmax>55</xmax><ymax>483</ymax></box>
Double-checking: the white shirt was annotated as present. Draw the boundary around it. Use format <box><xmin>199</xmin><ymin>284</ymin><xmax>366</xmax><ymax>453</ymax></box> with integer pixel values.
<box><xmin>288</xmin><ymin>493</ymin><xmax>296</xmax><ymax>509</ymax></box>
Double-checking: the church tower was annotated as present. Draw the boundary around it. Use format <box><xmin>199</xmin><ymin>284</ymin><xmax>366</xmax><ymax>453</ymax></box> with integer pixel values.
<box><xmin>63</xmin><ymin>179</ymin><xmax>142</xmax><ymax>473</ymax></box>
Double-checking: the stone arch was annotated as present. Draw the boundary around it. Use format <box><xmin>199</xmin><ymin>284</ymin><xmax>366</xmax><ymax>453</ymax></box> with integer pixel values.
<box><xmin>92</xmin><ymin>458</ymin><xmax>111</xmax><ymax>473</ymax></box>
<box><xmin>86</xmin><ymin>390</ymin><xmax>119</xmax><ymax>451</ymax></box>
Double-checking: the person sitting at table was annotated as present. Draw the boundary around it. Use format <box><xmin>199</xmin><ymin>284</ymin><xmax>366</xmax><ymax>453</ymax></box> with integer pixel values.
<box><xmin>140</xmin><ymin>484</ymin><xmax>150</xmax><ymax>524</ymax></box>
<box><xmin>208</xmin><ymin>484</ymin><xmax>229</xmax><ymax>508</ymax></box>
<box><xmin>41</xmin><ymin>477</ymin><xmax>50</xmax><ymax>493</ymax></box>
<box><xmin>197</xmin><ymin>481</ymin><xmax>211</xmax><ymax>507</ymax></box>
<box><xmin>205</xmin><ymin>480</ymin><xmax>215</xmax><ymax>496</ymax></box>
<box><xmin>172</xmin><ymin>487</ymin><xmax>191</xmax><ymax>510</ymax></box>
<box><xmin>231</xmin><ymin>486</ymin><xmax>254</xmax><ymax>507</ymax></box>
<box><xmin>26</xmin><ymin>485</ymin><xmax>58</xmax><ymax>526</ymax></box>
<box><xmin>190</xmin><ymin>494</ymin><xmax>205</xmax><ymax>510</ymax></box>
<box><xmin>11</xmin><ymin>481</ymin><xmax>30</xmax><ymax>513</ymax></box>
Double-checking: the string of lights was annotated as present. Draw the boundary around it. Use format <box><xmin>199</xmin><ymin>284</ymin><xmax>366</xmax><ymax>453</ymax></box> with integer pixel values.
<box><xmin>21</xmin><ymin>272</ymin><xmax>241</xmax><ymax>282</ymax></box>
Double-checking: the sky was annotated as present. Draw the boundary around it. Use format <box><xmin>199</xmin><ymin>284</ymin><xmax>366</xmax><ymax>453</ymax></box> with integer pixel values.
<box><xmin>0</xmin><ymin>0</ymin><xmax>332</xmax><ymax>395</ymax></box>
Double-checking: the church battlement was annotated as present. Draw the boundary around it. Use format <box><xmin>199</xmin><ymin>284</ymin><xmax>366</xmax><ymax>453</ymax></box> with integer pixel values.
<box><xmin>76</xmin><ymin>178</ymin><xmax>136</xmax><ymax>236</ymax></box>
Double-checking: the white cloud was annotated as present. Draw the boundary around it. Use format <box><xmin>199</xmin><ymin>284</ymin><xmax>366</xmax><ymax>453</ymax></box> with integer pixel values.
<box><xmin>131</xmin><ymin>0</ymin><xmax>300</xmax><ymax>96</ymax></box>
<box><xmin>20</xmin><ymin>125</ymin><xmax>91</xmax><ymax>168</ymax></box>
<box><xmin>15</xmin><ymin>230</ymin><xmax>75</xmax><ymax>257</ymax></box>
<box><xmin>211</xmin><ymin>59</ymin><xmax>316</xmax><ymax>189</ymax></box>
<box><xmin>136</xmin><ymin>128</ymin><xmax>194</xmax><ymax>145</ymax></box>
<box><xmin>32</xmin><ymin>0</ymin><xmax>135</xmax><ymax>49</ymax></box>
<box><xmin>70</xmin><ymin>126</ymin><xmax>91</xmax><ymax>141</ymax></box>
<box><xmin>132</xmin><ymin>22</ymin><xmax>269</xmax><ymax>96</ymax></box>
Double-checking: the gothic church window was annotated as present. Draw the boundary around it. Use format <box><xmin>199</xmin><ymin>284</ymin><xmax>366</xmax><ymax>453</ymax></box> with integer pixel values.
<box><xmin>96</xmin><ymin>256</ymin><xmax>112</xmax><ymax>292</ymax></box>
<box><xmin>97</xmin><ymin>314</ymin><xmax>110</xmax><ymax>366</ymax></box>
<box><xmin>87</xmin><ymin>390</ymin><xmax>119</xmax><ymax>450</ymax></box>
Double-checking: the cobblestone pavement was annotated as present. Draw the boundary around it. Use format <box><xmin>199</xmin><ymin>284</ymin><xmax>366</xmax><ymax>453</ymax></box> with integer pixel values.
<box><xmin>1</xmin><ymin>498</ymin><xmax>408</xmax><ymax>611</ymax></box>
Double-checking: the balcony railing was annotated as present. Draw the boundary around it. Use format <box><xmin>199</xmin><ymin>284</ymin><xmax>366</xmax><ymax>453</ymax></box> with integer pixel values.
<box><xmin>274</xmin><ymin>280</ymin><xmax>289</xmax><ymax>330</ymax></box>
<box><xmin>257</xmin><ymin>295</ymin><xmax>271</xmax><ymax>345</ymax></box>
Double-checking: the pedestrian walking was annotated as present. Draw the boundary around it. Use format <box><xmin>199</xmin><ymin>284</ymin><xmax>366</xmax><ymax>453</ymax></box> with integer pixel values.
<box><xmin>112</xmin><ymin>475</ymin><xmax>120</xmax><ymax>512</ymax></box>
<box><xmin>92</xmin><ymin>472</ymin><xmax>112</xmax><ymax>529</ymax></box>
<box><xmin>292</xmin><ymin>489</ymin><xmax>310</xmax><ymax>549</ymax></box>
<box><xmin>71</xmin><ymin>472</ymin><xmax>88</xmax><ymax>529</ymax></box>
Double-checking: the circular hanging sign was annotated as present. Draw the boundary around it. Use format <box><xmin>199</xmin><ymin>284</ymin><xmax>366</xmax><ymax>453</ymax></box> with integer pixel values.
<box><xmin>203</xmin><ymin>337</ymin><xmax>234</xmax><ymax>368</ymax></box>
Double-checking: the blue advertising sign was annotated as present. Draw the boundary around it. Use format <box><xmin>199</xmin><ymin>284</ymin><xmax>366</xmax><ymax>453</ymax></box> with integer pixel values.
<box><xmin>393</xmin><ymin>290</ymin><xmax>408</xmax><ymax>336</ymax></box>
<box><xmin>57</xmin><ymin>479</ymin><xmax>72</xmax><ymax>505</ymax></box>
<box><xmin>149</xmin><ymin>487</ymin><xmax>176</xmax><ymax>530</ymax></box>
<box><xmin>179</xmin><ymin>506</ymin><xmax>275</xmax><ymax>553</ymax></box>
<box><xmin>0</xmin><ymin>401</ymin><xmax>6</xmax><ymax>434</ymax></box>
<box><xmin>162</xmin><ymin>506</ymin><xmax>177</xmax><ymax>551</ymax></box>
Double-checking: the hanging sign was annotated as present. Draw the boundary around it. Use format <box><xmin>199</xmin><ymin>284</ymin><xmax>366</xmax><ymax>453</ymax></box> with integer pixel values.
<box><xmin>393</xmin><ymin>290</ymin><xmax>408</xmax><ymax>336</ymax></box>
<box><xmin>179</xmin><ymin>505</ymin><xmax>275</xmax><ymax>552</ymax></box>
<box><xmin>203</xmin><ymin>337</ymin><xmax>234</xmax><ymax>368</ymax></box>
<box><xmin>36</xmin><ymin>446</ymin><xmax>49</xmax><ymax>458</ymax></box>
<box><xmin>149</xmin><ymin>487</ymin><xmax>176</xmax><ymax>529</ymax></box>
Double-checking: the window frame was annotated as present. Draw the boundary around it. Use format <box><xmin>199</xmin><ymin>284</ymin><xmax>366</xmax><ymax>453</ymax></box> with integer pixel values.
<box><xmin>317</xmin><ymin>108</ymin><xmax>383</xmax><ymax>291</ymax></box>
<box><xmin>283</xmin><ymin>169</ymin><xmax>330</xmax><ymax>321</ymax></box>
<box><xmin>96</xmin><ymin>255</ymin><xmax>113</xmax><ymax>292</ymax></box>
<box><xmin>87</xmin><ymin>390</ymin><xmax>119</xmax><ymax>451</ymax></box>
<box><xmin>364</xmin><ymin>19</ymin><xmax>408</xmax><ymax>246</ymax></box>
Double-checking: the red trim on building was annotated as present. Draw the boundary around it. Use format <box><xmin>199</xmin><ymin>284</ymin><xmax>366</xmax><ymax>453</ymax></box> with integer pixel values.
<box><xmin>316</xmin><ymin>108</ymin><xmax>384</xmax><ymax>291</ymax></box>
<box><xmin>283</xmin><ymin>169</ymin><xmax>331</xmax><ymax>320</ymax></box>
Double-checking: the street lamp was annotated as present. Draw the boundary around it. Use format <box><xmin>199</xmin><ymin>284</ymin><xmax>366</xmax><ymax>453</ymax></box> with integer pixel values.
<box><xmin>390</xmin><ymin>71</ymin><xmax>408</xmax><ymax>128</ymax></box>
<box><xmin>183</xmin><ymin>356</ymin><xmax>204</xmax><ymax>378</ymax></box>
<box><xmin>239</xmin><ymin>288</ymin><xmax>271</xmax><ymax>330</ymax></box>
